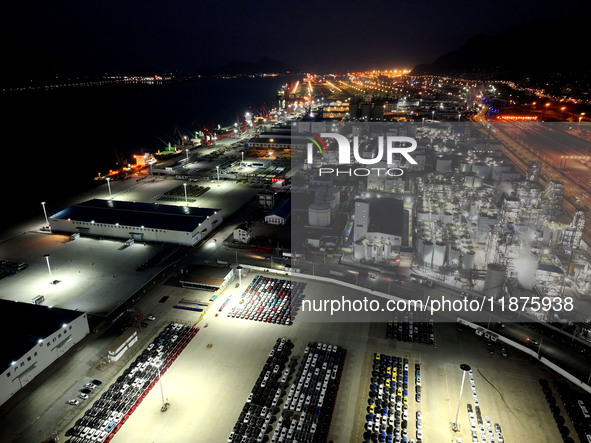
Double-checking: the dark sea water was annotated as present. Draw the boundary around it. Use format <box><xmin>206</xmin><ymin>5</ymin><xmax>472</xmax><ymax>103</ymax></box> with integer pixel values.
<box><xmin>1</xmin><ymin>76</ymin><xmax>288</xmax><ymax>235</ymax></box>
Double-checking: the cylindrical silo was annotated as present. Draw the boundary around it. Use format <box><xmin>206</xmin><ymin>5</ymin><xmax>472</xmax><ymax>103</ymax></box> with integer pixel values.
<box><xmin>461</xmin><ymin>250</ymin><xmax>475</xmax><ymax>269</ymax></box>
<box><xmin>436</xmin><ymin>157</ymin><xmax>452</xmax><ymax>173</ymax></box>
<box><xmin>308</xmin><ymin>203</ymin><xmax>331</xmax><ymax>227</ymax></box>
<box><xmin>542</xmin><ymin>225</ymin><xmax>552</xmax><ymax>245</ymax></box>
<box><xmin>433</xmin><ymin>242</ymin><xmax>446</xmax><ymax>266</ymax></box>
<box><xmin>460</xmin><ymin>162</ymin><xmax>472</xmax><ymax>173</ymax></box>
<box><xmin>473</xmin><ymin>176</ymin><xmax>483</xmax><ymax>188</ymax></box>
<box><xmin>442</xmin><ymin>212</ymin><xmax>453</xmax><ymax>225</ymax></box>
<box><xmin>423</xmin><ymin>241</ymin><xmax>434</xmax><ymax>264</ymax></box>
<box><xmin>417</xmin><ymin>210</ymin><xmax>431</xmax><ymax>221</ymax></box>
<box><xmin>448</xmin><ymin>246</ymin><xmax>461</xmax><ymax>267</ymax></box>
<box><xmin>327</xmin><ymin>187</ymin><xmax>341</xmax><ymax>205</ymax></box>
<box><xmin>483</xmin><ymin>263</ymin><xmax>506</xmax><ymax>299</ymax></box>
<box><xmin>417</xmin><ymin>236</ymin><xmax>425</xmax><ymax>256</ymax></box>
<box><xmin>464</xmin><ymin>175</ymin><xmax>474</xmax><ymax>187</ymax></box>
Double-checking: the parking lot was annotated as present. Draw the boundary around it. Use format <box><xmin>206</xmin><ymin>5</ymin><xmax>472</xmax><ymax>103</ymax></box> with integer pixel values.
<box><xmin>69</xmin><ymin>273</ymin><xmax>568</xmax><ymax>443</ymax></box>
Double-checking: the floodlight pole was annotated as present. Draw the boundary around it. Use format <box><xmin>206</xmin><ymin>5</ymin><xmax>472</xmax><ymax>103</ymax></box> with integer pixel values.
<box><xmin>43</xmin><ymin>254</ymin><xmax>52</xmax><ymax>281</ymax></box>
<box><xmin>453</xmin><ymin>363</ymin><xmax>471</xmax><ymax>431</ymax></box>
<box><xmin>41</xmin><ymin>202</ymin><xmax>50</xmax><ymax>229</ymax></box>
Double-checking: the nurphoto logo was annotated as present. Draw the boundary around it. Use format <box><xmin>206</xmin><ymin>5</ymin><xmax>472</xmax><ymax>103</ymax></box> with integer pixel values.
<box><xmin>305</xmin><ymin>132</ymin><xmax>418</xmax><ymax>176</ymax></box>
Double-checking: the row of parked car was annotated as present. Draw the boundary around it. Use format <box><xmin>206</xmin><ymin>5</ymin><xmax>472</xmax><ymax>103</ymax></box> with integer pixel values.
<box><xmin>64</xmin><ymin>323</ymin><xmax>198</xmax><ymax>443</ymax></box>
<box><xmin>364</xmin><ymin>354</ymin><xmax>419</xmax><ymax>443</ymax></box>
<box><xmin>228</xmin><ymin>338</ymin><xmax>296</xmax><ymax>443</ymax></box>
<box><xmin>386</xmin><ymin>313</ymin><xmax>434</xmax><ymax>346</ymax></box>
<box><xmin>227</xmin><ymin>275</ymin><xmax>306</xmax><ymax>326</ymax></box>
<box><xmin>467</xmin><ymin>369</ymin><xmax>504</xmax><ymax>443</ymax></box>
<box><xmin>542</xmin><ymin>379</ymin><xmax>580</xmax><ymax>443</ymax></box>
<box><xmin>271</xmin><ymin>342</ymin><xmax>346</xmax><ymax>443</ymax></box>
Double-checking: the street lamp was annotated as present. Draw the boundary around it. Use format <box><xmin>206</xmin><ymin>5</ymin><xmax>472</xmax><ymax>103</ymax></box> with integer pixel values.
<box><xmin>241</xmin><ymin>151</ymin><xmax>244</xmax><ymax>165</ymax></box>
<box><xmin>43</xmin><ymin>254</ymin><xmax>52</xmax><ymax>282</ymax></box>
<box><xmin>237</xmin><ymin>265</ymin><xmax>243</xmax><ymax>286</ymax></box>
<box><xmin>152</xmin><ymin>360</ymin><xmax>169</xmax><ymax>411</ymax></box>
<box><xmin>452</xmin><ymin>363</ymin><xmax>471</xmax><ymax>431</ymax></box>
<box><xmin>185</xmin><ymin>148</ymin><xmax>189</xmax><ymax>164</ymax></box>
<box><xmin>216</xmin><ymin>165</ymin><xmax>220</xmax><ymax>184</ymax></box>
<box><xmin>106</xmin><ymin>177</ymin><xmax>112</xmax><ymax>198</ymax></box>
<box><xmin>41</xmin><ymin>202</ymin><xmax>50</xmax><ymax>230</ymax></box>
<box><xmin>183</xmin><ymin>183</ymin><xmax>188</xmax><ymax>205</ymax></box>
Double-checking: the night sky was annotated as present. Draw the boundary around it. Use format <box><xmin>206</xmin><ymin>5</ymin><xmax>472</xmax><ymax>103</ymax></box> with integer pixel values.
<box><xmin>2</xmin><ymin>0</ymin><xmax>590</xmax><ymax>76</ymax></box>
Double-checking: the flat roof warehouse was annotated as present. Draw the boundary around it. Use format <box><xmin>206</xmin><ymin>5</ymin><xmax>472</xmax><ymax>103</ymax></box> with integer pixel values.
<box><xmin>48</xmin><ymin>199</ymin><xmax>223</xmax><ymax>246</ymax></box>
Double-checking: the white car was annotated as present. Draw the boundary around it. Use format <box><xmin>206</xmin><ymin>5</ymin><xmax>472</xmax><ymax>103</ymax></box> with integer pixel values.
<box><xmin>67</xmin><ymin>399</ymin><xmax>79</xmax><ymax>405</ymax></box>
<box><xmin>78</xmin><ymin>393</ymin><xmax>89</xmax><ymax>400</ymax></box>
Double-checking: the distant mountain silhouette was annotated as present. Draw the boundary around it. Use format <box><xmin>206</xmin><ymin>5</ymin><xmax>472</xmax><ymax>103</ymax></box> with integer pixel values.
<box><xmin>197</xmin><ymin>57</ymin><xmax>299</xmax><ymax>76</ymax></box>
<box><xmin>412</xmin><ymin>22</ymin><xmax>590</xmax><ymax>80</ymax></box>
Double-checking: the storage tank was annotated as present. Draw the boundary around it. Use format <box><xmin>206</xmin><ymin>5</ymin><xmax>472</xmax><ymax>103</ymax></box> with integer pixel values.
<box><xmin>448</xmin><ymin>246</ymin><xmax>461</xmax><ymax>267</ymax></box>
<box><xmin>442</xmin><ymin>212</ymin><xmax>453</xmax><ymax>225</ymax></box>
<box><xmin>417</xmin><ymin>236</ymin><xmax>425</xmax><ymax>256</ymax></box>
<box><xmin>436</xmin><ymin>156</ymin><xmax>452</xmax><ymax>173</ymax></box>
<box><xmin>323</xmin><ymin>195</ymin><xmax>338</xmax><ymax>211</ymax></box>
<box><xmin>473</xmin><ymin>176</ymin><xmax>483</xmax><ymax>188</ymax></box>
<box><xmin>433</xmin><ymin>242</ymin><xmax>446</xmax><ymax>266</ymax></box>
<box><xmin>460</xmin><ymin>162</ymin><xmax>472</xmax><ymax>173</ymax></box>
<box><xmin>354</xmin><ymin>241</ymin><xmax>368</xmax><ymax>260</ymax></box>
<box><xmin>417</xmin><ymin>210</ymin><xmax>431</xmax><ymax>221</ymax></box>
<box><xmin>542</xmin><ymin>225</ymin><xmax>552</xmax><ymax>244</ymax></box>
<box><xmin>483</xmin><ymin>263</ymin><xmax>506</xmax><ymax>299</ymax></box>
<box><xmin>423</xmin><ymin>241</ymin><xmax>434</xmax><ymax>265</ymax></box>
<box><xmin>327</xmin><ymin>187</ymin><xmax>341</xmax><ymax>205</ymax></box>
<box><xmin>472</xmin><ymin>162</ymin><xmax>490</xmax><ymax>178</ymax></box>
<box><xmin>461</xmin><ymin>250</ymin><xmax>476</xmax><ymax>269</ymax></box>
<box><xmin>464</xmin><ymin>175</ymin><xmax>474</xmax><ymax>187</ymax></box>
<box><xmin>308</xmin><ymin>203</ymin><xmax>331</xmax><ymax>227</ymax></box>
<box><xmin>384</xmin><ymin>242</ymin><xmax>392</xmax><ymax>259</ymax></box>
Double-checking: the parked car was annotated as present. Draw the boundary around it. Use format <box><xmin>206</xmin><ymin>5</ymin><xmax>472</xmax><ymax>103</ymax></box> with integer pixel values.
<box><xmin>67</xmin><ymin>399</ymin><xmax>79</xmax><ymax>405</ymax></box>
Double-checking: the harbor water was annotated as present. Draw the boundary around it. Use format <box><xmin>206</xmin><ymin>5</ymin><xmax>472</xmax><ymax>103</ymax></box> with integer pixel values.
<box><xmin>1</xmin><ymin>75</ymin><xmax>288</xmax><ymax>235</ymax></box>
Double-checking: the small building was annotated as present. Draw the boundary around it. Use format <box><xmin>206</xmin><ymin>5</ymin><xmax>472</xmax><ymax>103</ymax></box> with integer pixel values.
<box><xmin>0</xmin><ymin>300</ymin><xmax>90</xmax><ymax>406</ymax></box>
<box><xmin>265</xmin><ymin>199</ymin><xmax>291</xmax><ymax>225</ymax></box>
<box><xmin>107</xmin><ymin>329</ymin><xmax>138</xmax><ymax>363</ymax></box>
<box><xmin>49</xmin><ymin>199</ymin><xmax>222</xmax><ymax>246</ymax></box>
<box><xmin>179</xmin><ymin>265</ymin><xmax>233</xmax><ymax>291</ymax></box>
<box><xmin>233</xmin><ymin>223</ymin><xmax>253</xmax><ymax>244</ymax></box>
<box><xmin>258</xmin><ymin>190</ymin><xmax>277</xmax><ymax>210</ymax></box>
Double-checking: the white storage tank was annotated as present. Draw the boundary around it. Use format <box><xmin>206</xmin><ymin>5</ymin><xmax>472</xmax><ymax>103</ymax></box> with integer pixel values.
<box><xmin>423</xmin><ymin>241</ymin><xmax>434</xmax><ymax>265</ymax></box>
<box><xmin>433</xmin><ymin>242</ymin><xmax>446</xmax><ymax>266</ymax></box>
<box><xmin>327</xmin><ymin>187</ymin><xmax>341</xmax><ymax>205</ymax></box>
<box><xmin>436</xmin><ymin>156</ymin><xmax>452</xmax><ymax>173</ymax></box>
<box><xmin>308</xmin><ymin>203</ymin><xmax>331</xmax><ymax>227</ymax></box>
<box><xmin>417</xmin><ymin>210</ymin><xmax>431</xmax><ymax>221</ymax></box>
<box><xmin>464</xmin><ymin>175</ymin><xmax>474</xmax><ymax>187</ymax></box>
<box><xmin>417</xmin><ymin>236</ymin><xmax>425</xmax><ymax>256</ymax></box>
<box><xmin>483</xmin><ymin>263</ymin><xmax>506</xmax><ymax>299</ymax></box>
<box><xmin>542</xmin><ymin>225</ymin><xmax>552</xmax><ymax>244</ymax></box>
<box><xmin>460</xmin><ymin>162</ymin><xmax>472</xmax><ymax>173</ymax></box>
<box><xmin>448</xmin><ymin>246</ymin><xmax>461</xmax><ymax>266</ymax></box>
<box><xmin>473</xmin><ymin>176</ymin><xmax>483</xmax><ymax>188</ymax></box>
<box><xmin>461</xmin><ymin>250</ymin><xmax>475</xmax><ymax>269</ymax></box>
<box><xmin>441</xmin><ymin>212</ymin><xmax>453</xmax><ymax>225</ymax></box>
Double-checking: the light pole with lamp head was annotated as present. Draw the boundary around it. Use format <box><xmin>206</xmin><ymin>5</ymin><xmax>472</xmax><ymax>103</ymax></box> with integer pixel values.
<box><xmin>41</xmin><ymin>202</ymin><xmax>50</xmax><ymax>230</ymax></box>
<box><xmin>452</xmin><ymin>363</ymin><xmax>471</xmax><ymax>431</ymax></box>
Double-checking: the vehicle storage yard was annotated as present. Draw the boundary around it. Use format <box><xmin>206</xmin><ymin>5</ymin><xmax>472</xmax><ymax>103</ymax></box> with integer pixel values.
<box><xmin>50</xmin><ymin>272</ymin><xmax>571</xmax><ymax>443</ymax></box>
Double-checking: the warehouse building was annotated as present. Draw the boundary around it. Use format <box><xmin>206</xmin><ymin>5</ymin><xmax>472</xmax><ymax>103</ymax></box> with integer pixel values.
<box><xmin>0</xmin><ymin>300</ymin><xmax>89</xmax><ymax>406</ymax></box>
<box><xmin>49</xmin><ymin>199</ymin><xmax>222</xmax><ymax>246</ymax></box>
